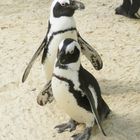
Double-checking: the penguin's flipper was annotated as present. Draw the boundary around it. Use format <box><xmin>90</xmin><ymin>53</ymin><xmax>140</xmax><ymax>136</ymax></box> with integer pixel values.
<box><xmin>22</xmin><ymin>40</ymin><xmax>46</xmax><ymax>82</ymax></box>
<box><xmin>77</xmin><ymin>32</ymin><xmax>103</xmax><ymax>70</ymax></box>
<box><xmin>22</xmin><ymin>21</ymin><xmax>51</xmax><ymax>82</ymax></box>
<box><xmin>84</xmin><ymin>86</ymin><xmax>106</xmax><ymax>136</ymax></box>
<box><xmin>79</xmin><ymin>66</ymin><xmax>106</xmax><ymax>136</ymax></box>
<box><xmin>98</xmin><ymin>98</ymin><xmax>111</xmax><ymax>121</ymax></box>
<box><xmin>37</xmin><ymin>81</ymin><xmax>54</xmax><ymax>106</ymax></box>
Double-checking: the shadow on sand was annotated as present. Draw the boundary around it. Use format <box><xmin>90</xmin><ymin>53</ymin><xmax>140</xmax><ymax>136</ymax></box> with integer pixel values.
<box><xmin>100</xmin><ymin>79</ymin><xmax>140</xmax><ymax>95</ymax></box>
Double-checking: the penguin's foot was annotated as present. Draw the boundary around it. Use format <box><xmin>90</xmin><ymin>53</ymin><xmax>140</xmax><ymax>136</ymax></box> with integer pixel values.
<box><xmin>55</xmin><ymin>119</ymin><xmax>78</xmax><ymax>133</ymax></box>
<box><xmin>72</xmin><ymin>127</ymin><xmax>92</xmax><ymax>140</ymax></box>
<box><xmin>37</xmin><ymin>92</ymin><xmax>53</xmax><ymax>106</ymax></box>
<box><xmin>37</xmin><ymin>83</ymin><xmax>53</xmax><ymax>106</ymax></box>
<box><xmin>115</xmin><ymin>6</ymin><xmax>128</xmax><ymax>17</ymax></box>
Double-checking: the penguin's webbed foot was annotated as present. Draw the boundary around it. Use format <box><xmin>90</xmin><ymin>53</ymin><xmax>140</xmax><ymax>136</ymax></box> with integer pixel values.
<box><xmin>72</xmin><ymin>127</ymin><xmax>92</xmax><ymax>140</ymax></box>
<box><xmin>37</xmin><ymin>92</ymin><xmax>54</xmax><ymax>106</ymax></box>
<box><xmin>55</xmin><ymin>119</ymin><xmax>78</xmax><ymax>133</ymax></box>
<box><xmin>37</xmin><ymin>82</ymin><xmax>54</xmax><ymax>106</ymax></box>
<box><xmin>115</xmin><ymin>6</ymin><xmax>128</xmax><ymax>17</ymax></box>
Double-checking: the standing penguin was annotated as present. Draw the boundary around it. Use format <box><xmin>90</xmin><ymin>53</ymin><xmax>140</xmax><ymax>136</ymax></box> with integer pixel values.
<box><xmin>115</xmin><ymin>0</ymin><xmax>140</xmax><ymax>18</ymax></box>
<box><xmin>52</xmin><ymin>38</ymin><xmax>110</xmax><ymax>140</ymax></box>
<box><xmin>22</xmin><ymin>0</ymin><xmax>103</xmax><ymax>106</ymax></box>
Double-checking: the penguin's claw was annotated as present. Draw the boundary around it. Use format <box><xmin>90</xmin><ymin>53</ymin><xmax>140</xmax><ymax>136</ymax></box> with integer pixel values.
<box><xmin>71</xmin><ymin>127</ymin><xmax>92</xmax><ymax>140</ymax></box>
<box><xmin>37</xmin><ymin>83</ymin><xmax>53</xmax><ymax>106</ymax></box>
<box><xmin>54</xmin><ymin>119</ymin><xmax>77</xmax><ymax>133</ymax></box>
<box><xmin>48</xmin><ymin>95</ymin><xmax>54</xmax><ymax>103</ymax></box>
<box><xmin>37</xmin><ymin>92</ymin><xmax>54</xmax><ymax>106</ymax></box>
<box><xmin>115</xmin><ymin>6</ymin><xmax>128</xmax><ymax>17</ymax></box>
<box><xmin>37</xmin><ymin>93</ymin><xmax>48</xmax><ymax>106</ymax></box>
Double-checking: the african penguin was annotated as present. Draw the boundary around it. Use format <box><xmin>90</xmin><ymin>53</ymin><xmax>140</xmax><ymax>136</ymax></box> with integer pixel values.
<box><xmin>52</xmin><ymin>38</ymin><xmax>110</xmax><ymax>140</ymax></box>
<box><xmin>22</xmin><ymin>0</ymin><xmax>103</xmax><ymax>106</ymax></box>
<box><xmin>115</xmin><ymin>0</ymin><xmax>140</xmax><ymax>18</ymax></box>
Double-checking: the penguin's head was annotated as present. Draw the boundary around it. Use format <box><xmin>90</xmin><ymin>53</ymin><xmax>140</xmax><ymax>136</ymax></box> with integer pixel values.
<box><xmin>56</xmin><ymin>38</ymin><xmax>81</xmax><ymax>69</ymax></box>
<box><xmin>51</xmin><ymin>0</ymin><xmax>85</xmax><ymax>18</ymax></box>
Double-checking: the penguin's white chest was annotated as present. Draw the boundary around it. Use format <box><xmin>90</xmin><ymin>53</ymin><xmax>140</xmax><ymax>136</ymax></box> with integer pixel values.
<box><xmin>43</xmin><ymin>31</ymin><xmax>77</xmax><ymax>81</ymax></box>
<box><xmin>48</xmin><ymin>30</ymin><xmax>77</xmax><ymax>59</ymax></box>
<box><xmin>52</xmin><ymin>76</ymin><xmax>94</xmax><ymax>127</ymax></box>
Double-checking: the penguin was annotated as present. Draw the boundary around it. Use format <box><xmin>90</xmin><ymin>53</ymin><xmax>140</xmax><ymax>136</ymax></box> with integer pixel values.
<box><xmin>115</xmin><ymin>0</ymin><xmax>140</xmax><ymax>18</ymax></box>
<box><xmin>22</xmin><ymin>0</ymin><xmax>103</xmax><ymax>106</ymax></box>
<box><xmin>52</xmin><ymin>38</ymin><xmax>110</xmax><ymax>140</ymax></box>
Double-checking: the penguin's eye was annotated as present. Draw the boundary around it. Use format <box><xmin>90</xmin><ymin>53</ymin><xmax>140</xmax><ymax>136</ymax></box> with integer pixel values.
<box><xmin>69</xmin><ymin>50</ymin><xmax>74</xmax><ymax>54</ymax></box>
<box><xmin>61</xmin><ymin>3</ymin><xmax>67</xmax><ymax>6</ymax></box>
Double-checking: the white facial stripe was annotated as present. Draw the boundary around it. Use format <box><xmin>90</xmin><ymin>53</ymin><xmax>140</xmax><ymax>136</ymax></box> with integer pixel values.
<box><xmin>66</xmin><ymin>41</ymin><xmax>80</xmax><ymax>54</ymax></box>
<box><xmin>59</xmin><ymin>40</ymin><xmax>80</xmax><ymax>54</ymax></box>
<box><xmin>58</xmin><ymin>0</ymin><xmax>70</xmax><ymax>5</ymax></box>
<box><xmin>58</xmin><ymin>40</ymin><xmax>65</xmax><ymax>51</ymax></box>
<box><xmin>66</xmin><ymin>42</ymin><xmax>76</xmax><ymax>54</ymax></box>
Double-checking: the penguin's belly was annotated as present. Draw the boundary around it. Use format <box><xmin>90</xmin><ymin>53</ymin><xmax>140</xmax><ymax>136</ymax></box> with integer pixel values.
<box><xmin>52</xmin><ymin>77</ymin><xmax>94</xmax><ymax>126</ymax></box>
<box><xmin>43</xmin><ymin>31</ymin><xmax>77</xmax><ymax>82</ymax></box>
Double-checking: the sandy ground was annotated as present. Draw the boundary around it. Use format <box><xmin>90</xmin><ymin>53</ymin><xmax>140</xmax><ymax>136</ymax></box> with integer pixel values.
<box><xmin>0</xmin><ymin>0</ymin><xmax>140</xmax><ymax>140</ymax></box>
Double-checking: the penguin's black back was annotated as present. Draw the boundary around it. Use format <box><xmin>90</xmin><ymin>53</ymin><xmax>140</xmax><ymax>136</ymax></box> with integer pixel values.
<box><xmin>79</xmin><ymin>65</ymin><xmax>102</xmax><ymax>99</ymax></box>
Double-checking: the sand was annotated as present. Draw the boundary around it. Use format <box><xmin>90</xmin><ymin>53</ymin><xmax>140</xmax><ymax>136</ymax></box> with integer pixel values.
<box><xmin>0</xmin><ymin>0</ymin><xmax>140</xmax><ymax>140</ymax></box>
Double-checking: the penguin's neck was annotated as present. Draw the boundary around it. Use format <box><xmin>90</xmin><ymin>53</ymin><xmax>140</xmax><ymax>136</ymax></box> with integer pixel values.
<box><xmin>54</xmin><ymin>63</ymin><xmax>80</xmax><ymax>82</ymax></box>
<box><xmin>50</xmin><ymin>16</ymin><xmax>76</xmax><ymax>32</ymax></box>
<box><xmin>67</xmin><ymin>61</ymin><xmax>81</xmax><ymax>71</ymax></box>
<box><xmin>55</xmin><ymin>60</ymin><xmax>81</xmax><ymax>74</ymax></box>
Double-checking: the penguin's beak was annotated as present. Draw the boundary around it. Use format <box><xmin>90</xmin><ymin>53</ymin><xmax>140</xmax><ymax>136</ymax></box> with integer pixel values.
<box><xmin>57</xmin><ymin>52</ymin><xmax>65</xmax><ymax>64</ymax></box>
<box><xmin>56</xmin><ymin>53</ymin><xmax>68</xmax><ymax>68</ymax></box>
<box><xmin>68</xmin><ymin>0</ymin><xmax>85</xmax><ymax>10</ymax></box>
